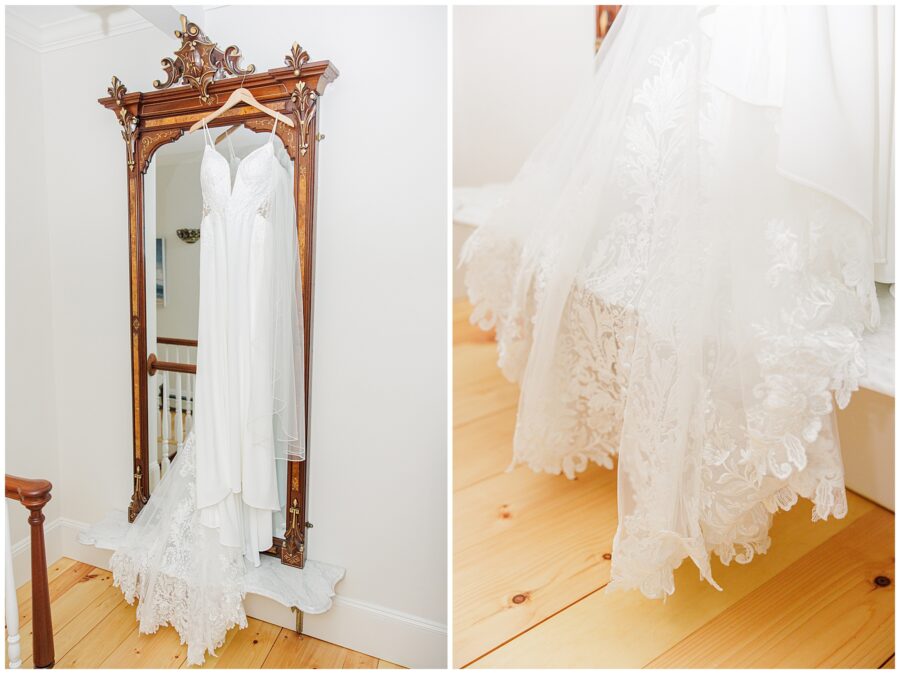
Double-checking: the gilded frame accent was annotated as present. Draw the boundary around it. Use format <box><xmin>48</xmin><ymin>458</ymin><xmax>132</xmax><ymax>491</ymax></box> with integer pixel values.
<box><xmin>101</xmin><ymin>26</ymin><xmax>338</xmax><ymax>568</ymax></box>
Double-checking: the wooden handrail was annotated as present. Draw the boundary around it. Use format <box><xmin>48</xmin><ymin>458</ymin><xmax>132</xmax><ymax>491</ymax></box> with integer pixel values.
<box><xmin>5</xmin><ymin>475</ymin><xmax>54</xmax><ymax>669</ymax></box>
<box><xmin>156</xmin><ymin>337</ymin><xmax>198</xmax><ymax>347</ymax></box>
<box><xmin>147</xmin><ymin>353</ymin><xmax>197</xmax><ymax>376</ymax></box>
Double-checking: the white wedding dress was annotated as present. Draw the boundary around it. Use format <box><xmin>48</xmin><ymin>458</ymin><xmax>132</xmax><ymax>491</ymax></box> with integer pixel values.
<box><xmin>463</xmin><ymin>6</ymin><xmax>892</xmax><ymax>599</ymax></box>
<box><xmin>111</xmin><ymin>121</ymin><xmax>305</xmax><ymax>664</ymax></box>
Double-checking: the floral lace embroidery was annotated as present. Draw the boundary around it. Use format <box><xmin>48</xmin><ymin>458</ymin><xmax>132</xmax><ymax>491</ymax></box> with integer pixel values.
<box><xmin>463</xmin><ymin>36</ymin><xmax>879</xmax><ymax>600</ymax></box>
<box><xmin>111</xmin><ymin>435</ymin><xmax>247</xmax><ymax>666</ymax></box>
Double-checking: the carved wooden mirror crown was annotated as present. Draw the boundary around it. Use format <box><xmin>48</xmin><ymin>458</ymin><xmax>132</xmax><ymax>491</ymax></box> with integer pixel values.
<box><xmin>100</xmin><ymin>15</ymin><xmax>338</xmax><ymax>568</ymax></box>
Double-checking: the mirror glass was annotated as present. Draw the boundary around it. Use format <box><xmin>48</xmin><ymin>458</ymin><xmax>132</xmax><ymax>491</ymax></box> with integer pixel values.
<box><xmin>143</xmin><ymin>124</ymin><xmax>294</xmax><ymax>541</ymax></box>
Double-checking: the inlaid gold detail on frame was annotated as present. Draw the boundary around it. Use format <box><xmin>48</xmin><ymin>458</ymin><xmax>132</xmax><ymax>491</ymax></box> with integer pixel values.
<box><xmin>131</xmin><ymin>332</ymin><xmax>141</xmax><ymax>461</ymax></box>
<box><xmin>154</xmin><ymin>15</ymin><xmax>255</xmax><ymax>104</ymax></box>
<box><xmin>139</xmin><ymin>129</ymin><xmax>185</xmax><ymax>173</ymax></box>
<box><xmin>128</xmin><ymin>178</ymin><xmax>138</xmax><ymax>310</ymax></box>
<box><xmin>143</xmin><ymin>101</ymin><xmax>288</xmax><ymax>129</ymax></box>
<box><xmin>127</xmin><ymin>169</ymin><xmax>141</xmax><ymax>469</ymax></box>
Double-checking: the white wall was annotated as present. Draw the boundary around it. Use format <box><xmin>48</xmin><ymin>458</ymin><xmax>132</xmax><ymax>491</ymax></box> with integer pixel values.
<box><xmin>5</xmin><ymin>38</ymin><xmax>62</xmax><ymax>564</ymax></box>
<box><xmin>5</xmin><ymin>6</ymin><xmax>447</xmax><ymax>667</ymax></box>
<box><xmin>155</xmin><ymin>155</ymin><xmax>202</xmax><ymax>341</ymax></box>
<box><xmin>453</xmin><ymin>5</ymin><xmax>595</xmax><ymax>187</ymax></box>
<box><xmin>452</xmin><ymin>5</ymin><xmax>595</xmax><ymax>299</ymax></box>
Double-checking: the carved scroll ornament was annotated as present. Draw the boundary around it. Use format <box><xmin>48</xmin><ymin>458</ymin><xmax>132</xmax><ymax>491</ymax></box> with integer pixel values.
<box><xmin>154</xmin><ymin>14</ymin><xmax>255</xmax><ymax>104</ymax></box>
<box><xmin>285</xmin><ymin>42</ymin><xmax>309</xmax><ymax>76</ymax></box>
<box><xmin>128</xmin><ymin>465</ymin><xmax>147</xmax><ymax>522</ymax></box>
<box><xmin>291</xmin><ymin>80</ymin><xmax>319</xmax><ymax>157</ymax></box>
<box><xmin>281</xmin><ymin>498</ymin><xmax>305</xmax><ymax>566</ymax></box>
<box><xmin>108</xmin><ymin>76</ymin><xmax>138</xmax><ymax>172</ymax></box>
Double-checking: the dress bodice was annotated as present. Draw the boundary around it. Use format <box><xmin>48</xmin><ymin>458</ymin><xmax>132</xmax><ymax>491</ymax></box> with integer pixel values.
<box><xmin>201</xmin><ymin>142</ymin><xmax>275</xmax><ymax>215</ymax></box>
<box><xmin>199</xmin><ymin>123</ymin><xmax>278</xmax><ymax>215</ymax></box>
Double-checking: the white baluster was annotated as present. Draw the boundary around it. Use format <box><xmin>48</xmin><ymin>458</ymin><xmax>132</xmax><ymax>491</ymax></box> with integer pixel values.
<box><xmin>5</xmin><ymin>502</ymin><xmax>22</xmax><ymax>669</ymax></box>
<box><xmin>185</xmin><ymin>346</ymin><xmax>194</xmax><ymax>434</ymax></box>
<box><xmin>159</xmin><ymin>380</ymin><xmax>165</xmax><ymax>469</ymax></box>
<box><xmin>148</xmin><ymin>365</ymin><xmax>160</xmax><ymax>492</ymax></box>
<box><xmin>175</xmin><ymin>350</ymin><xmax>184</xmax><ymax>452</ymax></box>
<box><xmin>161</xmin><ymin>366</ymin><xmax>170</xmax><ymax>477</ymax></box>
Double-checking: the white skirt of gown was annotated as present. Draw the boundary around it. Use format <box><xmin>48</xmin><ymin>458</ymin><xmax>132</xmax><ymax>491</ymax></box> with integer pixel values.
<box><xmin>462</xmin><ymin>6</ymin><xmax>887</xmax><ymax>599</ymax></box>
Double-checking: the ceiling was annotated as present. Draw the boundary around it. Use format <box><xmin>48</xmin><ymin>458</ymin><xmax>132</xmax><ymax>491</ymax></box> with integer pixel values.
<box><xmin>6</xmin><ymin>5</ymin><xmax>217</xmax><ymax>52</ymax></box>
<box><xmin>8</xmin><ymin>5</ymin><xmax>110</xmax><ymax>26</ymax></box>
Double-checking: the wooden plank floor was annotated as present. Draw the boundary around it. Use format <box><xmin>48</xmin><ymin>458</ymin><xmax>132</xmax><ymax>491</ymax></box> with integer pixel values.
<box><xmin>8</xmin><ymin>558</ymin><xmax>402</xmax><ymax>669</ymax></box>
<box><xmin>453</xmin><ymin>299</ymin><xmax>895</xmax><ymax>669</ymax></box>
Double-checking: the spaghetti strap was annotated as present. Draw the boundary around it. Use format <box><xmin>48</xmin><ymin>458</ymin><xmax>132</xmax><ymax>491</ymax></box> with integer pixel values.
<box><xmin>225</xmin><ymin>132</ymin><xmax>238</xmax><ymax>163</ymax></box>
<box><xmin>201</xmin><ymin>120</ymin><xmax>214</xmax><ymax>148</ymax></box>
<box><xmin>269</xmin><ymin>119</ymin><xmax>278</xmax><ymax>143</ymax></box>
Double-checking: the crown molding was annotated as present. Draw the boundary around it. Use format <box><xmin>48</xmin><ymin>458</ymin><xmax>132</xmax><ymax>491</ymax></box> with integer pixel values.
<box><xmin>5</xmin><ymin>7</ymin><xmax>153</xmax><ymax>54</ymax></box>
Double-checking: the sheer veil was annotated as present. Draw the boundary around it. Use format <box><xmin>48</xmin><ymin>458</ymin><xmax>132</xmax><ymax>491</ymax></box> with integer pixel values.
<box><xmin>271</xmin><ymin>146</ymin><xmax>307</xmax><ymax>463</ymax></box>
<box><xmin>245</xmin><ymin>146</ymin><xmax>306</xmax><ymax>466</ymax></box>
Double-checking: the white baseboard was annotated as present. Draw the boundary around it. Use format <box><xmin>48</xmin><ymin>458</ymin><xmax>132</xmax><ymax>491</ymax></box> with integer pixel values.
<box><xmin>59</xmin><ymin>518</ymin><xmax>114</xmax><ymax>569</ymax></box>
<box><xmin>9</xmin><ymin>517</ymin><xmax>63</xmax><ymax>587</ymax></box>
<box><xmin>244</xmin><ymin>592</ymin><xmax>447</xmax><ymax>668</ymax></box>
<box><xmin>13</xmin><ymin>518</ymin><xmax>446</xmax><ymax>669</ymax></box>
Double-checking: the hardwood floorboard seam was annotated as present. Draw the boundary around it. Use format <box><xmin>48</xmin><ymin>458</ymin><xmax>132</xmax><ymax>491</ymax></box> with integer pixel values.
<box><xmin>261</xmin><ymin>629</ymin><xmax>280</xmax><ymax>667</ymax></box>
<box><xmin>453</xmin><ymin>465</ymin><xmax>514</xmax><ymax>494</ymax></box>
<box><xmin>453</xmin><ymin>403</ymin><xmax>518</xmax><ymax>435</ymax></box>
<box><xmin>461</xmin><ymin>581</ymin><xmax>611</xmax><ymax>668</ymax></box>
<box><xmin>453</xmin><ymin>399</ymin><xmax>519</xmax><ymax>430</ymax></box>
<box><xmin>93</xmin><ymin>577</ymin><xmax>179</xmax><ymax>669</ymax></box>
<box><xmin>96</xmin><ymin>618</ymin><xmax>151</xmax><ymax>668</ymax></box>
<box><xmin>48</xmin><ymin>587</ymin><xmax>124</xmax><ymax>665</ymax></box>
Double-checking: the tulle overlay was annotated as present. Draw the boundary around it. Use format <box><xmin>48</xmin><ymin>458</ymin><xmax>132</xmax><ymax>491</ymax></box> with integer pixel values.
<box><xmin>462</xmin><ymin>7</ymin><xmax>880</xmax><ymax>599</ymax></box>
<box><xmin>111</xmin><ymin>435</ymin><xmax>247</xmax><ymax>665</ymax></box>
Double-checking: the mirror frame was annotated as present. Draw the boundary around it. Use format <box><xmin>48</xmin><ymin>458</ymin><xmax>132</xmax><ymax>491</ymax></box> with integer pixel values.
<box><xmin>99</xmin><ymin>16</ymin><xmax>337</xmax><ymax>568</ymax></box>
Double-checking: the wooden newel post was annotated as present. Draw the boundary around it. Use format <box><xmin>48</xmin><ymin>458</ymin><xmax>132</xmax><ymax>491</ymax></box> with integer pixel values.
<box><xmin>6</xmin><ymin>475</ymin><xmax>55</xmax><ymax>669</ymax></box>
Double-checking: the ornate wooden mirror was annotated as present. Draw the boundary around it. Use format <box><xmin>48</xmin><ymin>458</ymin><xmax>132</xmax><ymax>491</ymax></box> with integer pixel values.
<box><xmin>99</xmin><ymin>15</ymin><xmax>337</xmax><ymax>568</ymax></box>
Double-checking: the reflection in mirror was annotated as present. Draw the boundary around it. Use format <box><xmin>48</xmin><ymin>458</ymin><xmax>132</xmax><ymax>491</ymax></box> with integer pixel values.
<box><xmin>144</xmin><ymin>124</ymin><xmax>294</xmax><ymax>540</ymax></box>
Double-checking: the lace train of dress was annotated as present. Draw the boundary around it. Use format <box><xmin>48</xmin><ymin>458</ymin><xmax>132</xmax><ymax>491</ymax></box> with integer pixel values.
<box><xmin>462</xmin><ymin>6</ymin><xmax>888</xmax><ymax>599</ymax></box>
<box><xmin>111</xmin><ymin>434</ymin><xmax>247</xmax><ymax>665</ymax></box>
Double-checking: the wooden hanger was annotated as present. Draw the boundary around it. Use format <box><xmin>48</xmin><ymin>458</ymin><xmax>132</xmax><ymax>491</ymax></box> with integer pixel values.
<box><xmin>189</xmin><ymin>87</ymin><xmax>294</xmax><ymax>133</ymax></box>
<box><xmin>215</xmin><ymin>124</ymin><xmax>241</xmax><ymax>145</ymax></box>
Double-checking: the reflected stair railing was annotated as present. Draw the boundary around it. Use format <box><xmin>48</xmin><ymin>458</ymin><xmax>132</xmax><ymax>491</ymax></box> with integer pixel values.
<box><xmin>149</xmin><ymin>338</ymin><xmax>197</xmax><ymax>491</ymax></box>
